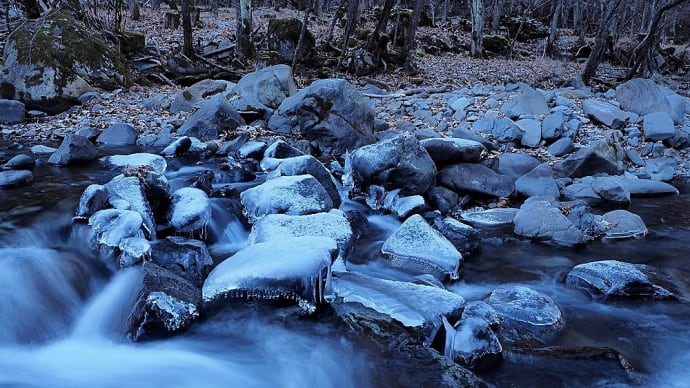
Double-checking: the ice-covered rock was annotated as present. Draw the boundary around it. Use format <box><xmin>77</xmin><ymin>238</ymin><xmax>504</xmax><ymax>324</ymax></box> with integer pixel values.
<box><xmin>103</xmin><ymin>153</ymin><xmax>168</xmax><ymax>173</ymax></box>
<box><xmin>331</xmin><ymin>271</ymin><xmax>465</xmax><ymax>344</ymax></box>
<box><xmin>202</xmin><ymin>236</ymin><xmax>338</xmax><ymax>312</ymax></box>
<box><xmin>105</xmin><ymin>175</ymin><xmax>156</xmax><ymax>238</ymax></box>
<box><xmin>240</xmin><ymin>175</ymin><xmax>334</xmax><ymax>223</ymax></box>
<box><xmin>248</xmin><ymin>211</ymin><xmax>354</xmax><ymax>262</ymax></box>
<box><xmin>88</xmin><ymin>209</ymin><xmax>144</xmax><ymax>259</ymax></box>
<box><xmin>151</xmin><ymin>236</ymin><xmax>213</xmax><ymax>287</ymax></box>
<box><xmin>268</xmin><ymin>155</ymin><xmax>341</xmax><ymax>208</ymax></box>
<box><xmin>128</xmin><ymin>262</ymin><xmax>201</xmax><ymax>341</ymax></box>
<box><xmin>75</xmin><ymin>184</ymin><xmax>109</xmax><ymax>220</ymax></box>
<box><xmin>443</xmin><ymin>316</ymin><xmax>502</xmax><ymax>370</ymax></box>
<box><xmin>431</xmin><ymin>216</ymin><xmax>481</xmax><ymax>253</ymax></box>
<box><xmin>485</xmin><ymin>285</ymin><xmax>565</xmax><ymax>346</ymax></box>
<box><xmin>118</xmin><ymin>237</ymin><xmax>151</xmax><ymax>267</ymax></box>
<box><xmin>168</xmin><ymin>187</ymin><xmax>211</xmax><ymax>237</ymax></box>
<box><xmin>381</xmin><ymin>214</ymin><xmax>462</xmax><ymax>281</ymax></box>
<box><xmin>565</xmin><ymin>260</ymin><xmax>678</xmax><ymax>300</ymax></box>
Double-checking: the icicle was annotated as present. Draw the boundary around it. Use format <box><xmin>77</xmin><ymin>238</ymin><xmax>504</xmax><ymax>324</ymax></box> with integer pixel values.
<box><xmin>442</xmin><ymin>315</ymin><xmax>456</xmax><ymax>360</ymax></box>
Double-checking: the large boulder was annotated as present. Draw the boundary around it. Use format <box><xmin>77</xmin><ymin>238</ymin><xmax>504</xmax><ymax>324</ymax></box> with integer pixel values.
<box><xmin>501</xmin><ymin>84</ymin><xmax>549</xmax><ymax>119</ymax></box>
<box><xmin>168</xmin><ymin>187</ymin><xmax>211</xmax><ymax>237</ymax></box>
<box><xmin>240</xmin><ymin>174</ymin><xmax>334</xmax><ymax>223</ymax></box>
<box><xmin>615</xmin><ymin>78</ymin><xmax>676</xmax><ymax>120</ymax></box>
<box><xmin>582</xmin><ymin>99</ymin><xmax>636</xmax><ymax>129</ymax></box>
<box><xmin>95</xmin><ymin>123</ymin><xmax>138</xmax><ymax>147</ymax></box>
<box><xmin>150</xmin><ymin>237</ymin><xmax>213</xmax><ymax>288</ymax></box>
<box><xmin>472</xmin><ymin>117</ymin><xmax>522</xmax><ymax>143</ymax></box>
<box><xmin>565</xmin><ymin>260</ymin><xmax>679</xmax><ymax>300</ymax></box>
<box><xmin>485</xmin><ymin>285</ymin><xmax>565</xmax><ymax>346</ymax></box>
<box><xmin>420</xmin><ymin>137</ymin><xmax>486</xmax><ymax>165</ymax></box>
<box><xmin>170</xmin><ymin>79</ymin><xmax>232</xmax><ymax>113</ymax></box>
<box><xmin>513</xmin><ymin>196</ymin><xmax>586</xmax><ymax>247</ymax></box>
<box><xmin>331</xmin><ymin>271</ymin><xmax>465</xmax><ymax>344</ymax></box>
<box><xmin>0</xmin><ymin>10</ymin><xmax>128</xmax><ymax>114</ymax></box>
<box><xmin>105</xmin><ymin>175</ymin><xmax>156</xmax><ymax>239</ymax></box>
<box><xmin>438</xmin><ymin>163</ymin><xmax>514</xmax><ymax>198</ymax></box>
<box><xmin>381</xmin><ymin>214</ymin><xmax>462</xmax><ymax>281</ymax></box>
<box><xmin>351</xmin><ymin>133</ymin><xmax>436</xmax><ymax>196</ymax></box>
<box><xmin>48</xmin><ymin>134</ymin><xmax>97</xmax><ymax>166</ymax></box>
<box><xmin>601</xmin><ymin>210</ymin><xmax>647</xmax><ymax>239</ymax></box>
<box><xmin>514</xmin><ymin>163</ymin><xmax>560</xmax><ymax>198</ymax></box>
<box><xmin>0</xmin><ymin>170</ymin><xmax>32</xmax><ymax>188</ymax></box>
<box><xmin>0</xmin><ymin>99</ymin><xmax>25</xmax><ymax>123</ymax></box>
<box><xmin>268</xmin><ymin>155</ymin><xmax>341</xmax><ymax>208</ymax></box>
<box><xmin>642</xmin><ymin>112</ymin><xmax>677</xmax><ymax>141</ymax></box>
<box><xmin>268</xmin><ymin>78</ymin><xmax>375</xmax><ymax>155</ymax></box>
<box><xmin>177</xmin><ymin>94</ymin><xmax>244</xmax><ymax>141</ymax></box>
<box><xmin>554</xmin><ymin>131</ymin><xmax>626</xmax><ymax>178</ymax></box>
<box><xmin>202</xmin><ymin>236</ymin><xmax>338</xmax><ymax>312</ymax></box>
<box><xmin>229</xmin><ymin>64</ymin><xmax>297</xmax><ymax>111</ymax></box>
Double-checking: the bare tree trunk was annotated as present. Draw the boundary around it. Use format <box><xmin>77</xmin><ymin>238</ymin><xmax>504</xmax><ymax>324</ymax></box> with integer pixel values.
<box><xmin>339</xmin><ymin>0</ymin><xmax>360</xmax><ymax>65</ymax></box>
<box><xmin>128</xmin><ymin>0</ymin><xmax>140</xmax><ymax>21</ymax></box>
<box><xmin>236</xmin><ymin>0</ymin><xmax>255</xmax><ymax>59</ymax></box>
<box><xmin>626</xmin><ymin>0</ymin><xmax>689</xmax><ymax>79</ymax></box>
<box><xmin>366</xmin><ymin>0</ymin><xmax>395</xmax><ymax>55</ymax></box>
<box><xmin>581</xmin><ymin>0</ymin><xmax>622</xmax><ymax>85</ymax></box>
<box><xmin>470</xmin><ymin>0</ymin><xmax>484</xmax><ymax>57</ymax></box>
<box><xmin>441</xmin><ymin>0</ymin><xmax>449</xmax><ymax>24</ymax></box>
<box><xmin>545</xmin><ymin>0</ymin><xmax>562</xmax><ymax>58</ymax></box>
<box><xmin>402</xmin><ymin>0</ymin><xmax>424</xmax><ymax>71</ymax></box>
<box><xmin>292</xmin><ymin>0</ymin><xmax>311</xmax><ymax>67</ymax></box>
<box><xmin>180</xmin><ymin>0</ymin><xmax>194</xmax><ymax>57</ymax></box>
<box><xmin>490</xmin><ymin>0</ymin><xmax>503</xmax><ymax>34</ymax></box>
<box><xmin>210</xmin><ymin>0</ymin><xmax>218</xmax><ymax>16</ymax></box>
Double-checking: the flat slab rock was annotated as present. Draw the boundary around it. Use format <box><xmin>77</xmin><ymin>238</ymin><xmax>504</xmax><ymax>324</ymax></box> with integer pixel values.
<box><xmin>565</xmin><ymin>260</ymin><xmax>679</xmax><ymax>300</ymax></box>
<box><xmin>381</xmin><ymin>214</ymin><xmax>462</xmax><ymax>281</ymax></box>
<box><xmin>202</xmin><ymin>236</ymin><xmax>338</xmax><ymax>312</ymax></box>
<box><xmin>459</xmin><ymin>208</ymin><xmax>519</xmax><ymax>228</ymax></box>
<box><xmin>332</xmin><ymin>271</ymin><xmax>465</xmax><ymax>345</ymax></box>
<box><xmin>103</xmin><ymin>153</ymin><xmax>168</xmax><ymax>173</ymax></box>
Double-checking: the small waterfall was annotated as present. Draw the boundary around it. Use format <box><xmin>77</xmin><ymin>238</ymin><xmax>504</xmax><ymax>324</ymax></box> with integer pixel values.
<box><xmin>208</xmin><ymin>199</ymin><xmax>248</xmax><ymax>259</ymax></box>
<box><xmin>71</xmin><ymin>267</ymin><xmax>142</xmax><ymax>340</ymax></box>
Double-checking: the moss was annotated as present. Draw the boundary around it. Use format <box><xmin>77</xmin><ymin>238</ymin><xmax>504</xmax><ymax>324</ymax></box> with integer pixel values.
<box><xmin>183</xmin><ymin>90</ymin><xmax>193</xmax><ymax>101</ymax></box>
<box><xmin>0</xmin><ymin>82</ymin><xmax>16</xmax><ymax>99</ymax></box>
<box><xmin>268</xmin><ymin>18</ymin><xmax>303</xmax><ymax>43</ymax></box>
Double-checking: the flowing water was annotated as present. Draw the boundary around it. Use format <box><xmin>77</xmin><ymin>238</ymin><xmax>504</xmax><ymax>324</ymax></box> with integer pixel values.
<box><xmin>1</xmin><ymin>144</ymin><xmax>689</xmax><ymax>387</ymax></box>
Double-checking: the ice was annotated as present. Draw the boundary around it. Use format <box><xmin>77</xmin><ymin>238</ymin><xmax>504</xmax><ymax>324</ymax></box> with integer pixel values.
<box><xmin>105</xmin><ymin>175</ymin><xmax>156</xmax><ymax>238</ymax></box>
<box><xmin>104</xmin><ymin>153</ymin><xmax>167</xmax><ymax>173</ymax></box>
<box><xmin>170</xmin><ymin>187</ymin><xmax>211</xmax><ymax>235</ymax></box>
<box><xmin>202</xmin><ymin>236</ymin><xmax>338</xmax><ymax>309</ymax></box>
<box><xmin>89</xmin><ymin>209</ymin><xmax>144</xmax><ymax>248</ymax></box>
<box><xmin>145</xmin><ymin>291</ymin><xmax>199</xmax><ymax>332</ymax></box>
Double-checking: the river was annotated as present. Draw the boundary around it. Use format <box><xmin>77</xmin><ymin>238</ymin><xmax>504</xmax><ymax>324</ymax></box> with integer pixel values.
<box><xmin>1</xmin><ymin>144</ymin><xmax>688</xmax><ymax>387</ymax></box>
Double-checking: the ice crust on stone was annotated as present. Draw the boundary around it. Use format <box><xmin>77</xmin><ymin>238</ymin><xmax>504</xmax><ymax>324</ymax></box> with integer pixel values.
<box><xmin>104</xmin><ymin>153</ymin><xmax>168</xmax><ymax>173</ymax></box>
<box><xmin>381</xmin><ymin>214</ymin><xmax>462</xmax><ymax>280</ymax></box>
<box><xmin>144</xmin><ymin>291</ymin><xmax>199</xmax><ymax>332</ymax></box>
<box><xmin>169</xmin><ymin>187</ymin><xmax>211</xmax><ymax>235</ymax></box>
<box><xmin>89</xmin><ymin>209</ymin><xmax>144</xmax><ymax>248</ymax></box>
<box><xmin>332</xmin><ymin>271</ymin><xmax>465</xmax><ymax>343</ymax></box>
<box><xmin>105</xmin><ymin>175</ymin><xmax>156</xmax><ymax>238</ymax></box>
<box><xmin>202</xmin><ymin>236</ymin><xmax>338</xmax><ymax>310</ymax></box>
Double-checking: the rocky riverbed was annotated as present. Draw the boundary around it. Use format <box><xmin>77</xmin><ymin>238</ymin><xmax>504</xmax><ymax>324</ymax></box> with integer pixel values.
<box><xmin>1</xmin><ymin>65</ymin><xmax>690</xmax><ymax>386</ymax></box>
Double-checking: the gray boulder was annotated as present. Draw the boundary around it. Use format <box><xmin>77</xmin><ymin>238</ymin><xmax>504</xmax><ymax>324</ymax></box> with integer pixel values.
<box><xmin>496</xmin><ymin>152</ymin><xmax>541</xmax><ymax>180</ymax></box>
<box><xmin>444</xmin><ymin>316</ymin><xmax>502</xmax><ymax>370</ymax></box>
<box><xmin>485</xmin><ymin>285</ymin><xmax>565</xmax><ymax>346</ymax></box>
<box><xmin>351</xmin><ymin>133</ymin><xmax>436</xmax><ymax>196</ymax></box>
<box><xmin>96</xmin><ymin>123</ymin><xmax>138</xmax><ymax>147</ymax></box>
<box><xmin>331</xmin><ymin>271</ymin><xmax>465</xmax><ymax>344</ymax></box>
<box><xmin>127</xmin><ymin>262</ymin><xmax>201</xmax><ymax>341</ymax></box>
<box><xmin>420</xmin><ymin>137</ymin><xmax>486</xmax><ymax>165</ymax></box>
<box><xmin>102</xmin><ymin>153</ymin><xmax>168</xmax><ymax>174</ymax></box>
<box><xmin>591</xmin><ymin>176</ymin><xmax>630</xmax><ymax>205</ymax></box>
<box><xmin>248</xmin><ymin>211</ymin><xmax>354</xmax><ymax>262</ymax></box>
<box><xmin>268</xmin><ymin>78</ymin><xmax>375</xmax><ymax>155</ymax></box>
<box><xmin>0</xmin><ymin>99</ymin><xmax>25</xmax><ymax>123</ymax></box>
<box><xmin>269</xmin><ymin>155</ymin><xmax>341</xmax><ymax>208</ymax></box>
<box><xmin>170</xmin><ymin>79</ymin><xmax>231</xmax><ymax>113</ymax></box>
<box><xmin>48</xmin><ymin>134</ymin><xmax>97</xmax><ymax>166</ymax></box>
<box><xmin>565</xmin><ymin>260</ymin><xmax>678</xmax><ymax>300</ymax></box>
<box><xmin>513</xmin><ymin>196</ymin><xmax>586</xmax><ymax>247</ymax></box>
<box><xmin>501</xmin><ymin>84</ymin><xmax>549</xmax><ymax>119</ymax></box>
<box><xmin>460</xmin><ymin>208</ymin><xmax>520</xmax><ymax>228</ymax></box>
<box><xmin>516</xmin><ymin>118</ymin><xmax>541</xmax><ymax>148</ymax></box>
<box><xmin>554</xmin><ymin>131</ymin><xmax>625</xmax><ymax>178</ymax></box>
<box><xmin>548</xmin><ymin>137</ymin><xmax>574</xmax><ymax>156</ymax></box>
<box><xmin>642</xmin><ymin>112</ymin><xmax>676</xmax><ymax>141</ymax></box>
<box><xmin>542</xmin><ymin>111</ymin><xmax>566</xmax><ymax>141</ymax></box>
<box><xmin>151</xmin><ymin>237</ymin><xmax>213</xmax><ymax>288</ymax></box>
<box><xmin>473</xmin><ymin>117</ymin><xmax>522</xmax><ymax>143</ymax></box>
<box><xmin>602</xmin><ymin>209</ymin><xmax>647</xmax><ymax>239</ymax></box>
<box><xmin>581</xmin><ymin>99</ymin><xmax>636</xmax><ymax>129</ymax></box>
<box><xmin>381</xmin><ymin>214</ymin><xmax>462</xmax><ymax>281</ymax></box>
<box><xmin>432</xmin><ymin>216</ymin><xmax>481</xmax><ymax>253</ymax></box>
<box><xmin>615</xmin><ymin>78</ymin><xmax>673</xmax><ymax>118</ymax></box>
<box><xmin>0</xmin><ymin>170</ymin><xmax>32</xmax><ymax>188</ymax></box>
<box><xmin>515</xmin><ymin>163</ymin><xmax>559</xmax><ymax>198</ymax></box>
<box><xmin>160</xmin><ymin>137</ymin><xmax>194</xmax><ymax>157</ymax></box>
<box><xmin>645</xmin><ymin>157</ymin><xmax>677</xmax><ymax>181</ymax></box>
<box><xmin>229</xmin><ymin>64</ymin><xmax>296</xmax><ymax>110</ymax></box>
<box><xmin>177</xmin><ymin>94</ymin><xmax>244</xmax><ymax>141</ymax></box>
<box><xmin>439</xmin><ymin>163</ymin><xmax>514</xmax><ymax>198</ymax></box>
<box><xmin>168</xmin><ymin>187</ymin><xmax>211</xmax><ymax>237</ymax></box>
<box><xmin>622</xmin><ymin>178</ymin><xmax>679</xmax><ymax>196</ymax></box>
<box><xmin>202</xmin><ymin>236</ymin><xmax>338</xmax><ymax>312</ymax></box>
<box><xmin>240</xmin><ymin>175</ymin><xmax>334</xmax><ymax>223</ymax></box>
<box><xmin>3</xmin><ymin>154</ymin><xmax>35</xmax><ymax>170</ymax></box>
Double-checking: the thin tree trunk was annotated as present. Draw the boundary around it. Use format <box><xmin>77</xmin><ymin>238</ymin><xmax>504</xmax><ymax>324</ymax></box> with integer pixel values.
<box><xmin>180</xmin><ymin>0</ymin><xmax>194</xmax><ymax>57</ymax></box>
<box><xmin>292</xmin><ymin>0</ymin><xmax>311</xmax><ymax>67</ymax></box>
<box><xmin>128</xmin><ymin>0</ymin><xmax>140</xmax><ymax>21</ymax></box>
<box><xmin>339</xmin><ymin>0</ymin><xmax>360</xmax><ymax>65</ymax></box>
<box><xmin>366</xmin><ymin>0</ymin><xmax>395</xmax><ymax>53</ymax></box>
<box><xmin>441</xmin><ymin>0</ymin><xmax>449</xmax><ymax>24</ymax></box>
<box><xmin>470</xmin><ymin>0</ymin><xmax>484</xmax><ymax>57</ymax></box>
<box><xmin>545</xmin><ymin>0</ymin><xmax>562</xmax><ymax>58</ymax></box>
<box><xmin>581</xmin><ymin>0</ymin><xmax>622</xmax><ymax>85</ymax></box>
<box><xmin>402</xmin><ymin>0</ymin><xmax>424</xmax><ymax>71</ymax></box>
<box><xmin>236</xmin><ymin>0</ymin><xmax>254</xmax><ymax>59</ymax></box>
<box><xmin>490</xmin><ymin>0</ymin><xmax>503</xmax><ymax>34</ymax></box>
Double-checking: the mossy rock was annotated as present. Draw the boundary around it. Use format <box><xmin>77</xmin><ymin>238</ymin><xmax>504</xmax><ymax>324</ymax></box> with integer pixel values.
<box><xmin>266</xmin><ymin>17</ymin><xmax>315</xmax><ymax>65</ymax></box>
<box><xmin>483</xmin><ymin>35</ymin><xmax>509</xmax><ymax>54</ymax></box>
<box><xmin>0</xmin><ymin>10</ymin><xmax>130</xmax><ymax>114</ymax></box>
